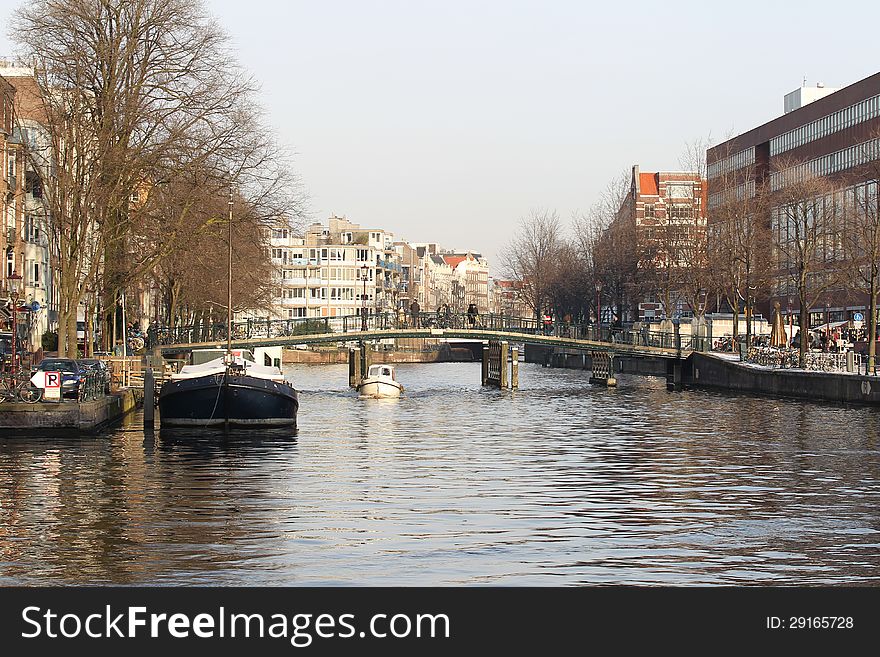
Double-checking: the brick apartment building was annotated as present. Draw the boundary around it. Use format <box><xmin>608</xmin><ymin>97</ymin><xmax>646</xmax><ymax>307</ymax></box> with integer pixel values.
<box><xmin>607</xmin><ymin>165</ymin><xmax>707</xmax><ymax>321</ymax></box>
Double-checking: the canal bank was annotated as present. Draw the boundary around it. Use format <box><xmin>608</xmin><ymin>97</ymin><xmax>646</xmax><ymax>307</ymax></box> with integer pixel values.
<box><xmin>0</xmin><ymin>388</ymin><xmax>142</xmax><ymax>435</ymax></box>
<box><xmin>689</xmin><ymin>352</ymin><xmax>880</xmax><ymax>405</ymax></box>
<box><xmin>526</xmin><ymin>344</ymin><xmax>880</xmax><ymax>405</ymax></box>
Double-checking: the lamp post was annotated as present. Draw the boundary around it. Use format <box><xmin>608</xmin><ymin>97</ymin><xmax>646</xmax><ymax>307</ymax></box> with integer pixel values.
<box><xmin>825</xmin><ymin>302</ymin><xmax>830</xmax><ymax>345</ymax></box>
<box><xmin>8</xmin><ymin>271</ymin><xmax>22</xmax><ymax>377</ymax></box>
<box><xmin>746</xmin><ymin>284</ymin><xmax>756</xmax><ymax>348</ymax></box>
<box><xmin>697</xmin><ymin>287</ymin><xmax>707</xmax><ymax>351</ymax></box>
<box><xmin>787</xmin><ymin>296</ymin><xmax>793</xmax><ymax>349</ymax></box>
<box><xmin>595</xmin><ymin>281</ymin><xmax>602</xmax><ymax>338</ymax></box>
<box><xmin>360</xmin><ymin>264</ymin><xmax>369</xmax><ymax>331</ymax></box>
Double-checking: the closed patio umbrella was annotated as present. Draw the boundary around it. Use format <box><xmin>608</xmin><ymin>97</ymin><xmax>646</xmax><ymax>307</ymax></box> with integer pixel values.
<box><xmin>770</xmin><ymin>301</ymin><xmax>787</xmax><ymax>347</ymax></box>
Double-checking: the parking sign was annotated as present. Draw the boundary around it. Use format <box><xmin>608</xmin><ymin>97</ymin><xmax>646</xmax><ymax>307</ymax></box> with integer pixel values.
<box><xmin>44</xmin><ymin>371</ymin><xmax>62</xmax><ymax>400</ymax></box>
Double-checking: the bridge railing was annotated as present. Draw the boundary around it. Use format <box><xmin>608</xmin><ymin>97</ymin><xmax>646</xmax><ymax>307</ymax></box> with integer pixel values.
<box><xmin>149</xmin><ymin>312</ymin><xmax>708</xmax><ymax>353</ymax></box>
<box><xmin>149</xmin><ymin>312</ymin><xmax>543</xmax><ymax>347</ymax></box>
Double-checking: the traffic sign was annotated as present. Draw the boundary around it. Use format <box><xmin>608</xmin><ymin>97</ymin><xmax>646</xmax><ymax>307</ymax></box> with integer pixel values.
<box><xmin>854</xmin><ymin>312</ymin><xmax>864</xmax><ymax>322</ymax></box>
<box><xmin>45</xmin><ymin>371</ymin><xmax>62</xmax><ymax>389</ymax></box>
<box><xmin>44</xmin><ymin>371</ymin><xmax>61</xmax><ymax>401</ymax></box>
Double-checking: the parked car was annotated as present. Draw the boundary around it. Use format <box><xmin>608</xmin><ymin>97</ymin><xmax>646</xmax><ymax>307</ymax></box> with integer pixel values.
<box><xmin>77</xmin><ymin>358</ymin><xmax>111</xmax><ymax>394</ymax></box>
<box><xmin>35</xmin><ymin>358</ymin><xmax>85</xmax><ymax>399</ymax></box>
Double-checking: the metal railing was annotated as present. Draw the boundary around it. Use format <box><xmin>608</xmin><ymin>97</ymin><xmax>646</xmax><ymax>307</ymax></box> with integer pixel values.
<box><xmin>744</xmin><ymin>347</ymin><xmax>864</xmax><ymax>373</ymax></box>
<box><xmin>149</xmin><ymin>313</ymin><xmax>708</xmax><ymax>355</ymax></box>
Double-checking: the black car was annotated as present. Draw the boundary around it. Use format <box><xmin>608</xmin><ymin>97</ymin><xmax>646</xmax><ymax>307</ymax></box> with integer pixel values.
<box><xmin>77</xmin><ymin>358</ymin><xmax>111</xmax><ymax>394</ymax></box>
<box><xmin>35</xmin><ymin>358</ymin><xmax>85</xmax><ymax>399</ymax></box>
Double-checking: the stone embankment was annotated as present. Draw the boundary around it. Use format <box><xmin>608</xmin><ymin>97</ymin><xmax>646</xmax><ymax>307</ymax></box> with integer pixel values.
<box><xmin>0</xmin><ymin>388</ymin><xmax>142</xmax><ymax>435</ymax></box>
<box><xmin>526</xmin><ymin>343</ymin><xmax>880</xmax><ymax>405</ymax></box>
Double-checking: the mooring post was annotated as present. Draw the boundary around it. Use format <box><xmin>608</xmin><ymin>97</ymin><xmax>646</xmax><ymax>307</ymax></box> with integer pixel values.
<box><xmin>481</xmin><ymin>345</ymin><xmax>489</xmax><ymax>385</ymax></box>
<box><xmin>349</xmin><ymin>348</ymin><xmax>360</xmax><ymax>388</ymax></box>
<box><xmin>511</xmin><ymin>346</ymin><xmax>519</xmax><ymax>389</ymax></box>
<box><xmin>360</xmin><ymin>341</ymin><xmax>370</xmax><ymax>381</ymax></box>
<box><xmin>500</xmin><ymin>341</ymin><xmax>509</xmax><ymax>388</ymax></box>
<box><xmin>666</xmin><ymin>359</ymin><xmax>683</xmax><ymax>391</ymax></box>
<box><xmin>143</xmin><ymin>367</ymin><xmax>155</xmax><ymax>427</ymax></box>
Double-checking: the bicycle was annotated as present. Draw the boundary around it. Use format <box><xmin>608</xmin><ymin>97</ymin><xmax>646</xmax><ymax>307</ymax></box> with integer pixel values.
<box><xmin>0</xmin><ymin>371</ymin><xmax>44</xmax><ymax>404</ymax></box>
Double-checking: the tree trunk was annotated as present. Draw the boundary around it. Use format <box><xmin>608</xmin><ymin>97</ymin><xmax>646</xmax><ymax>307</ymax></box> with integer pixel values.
<box><xmin>869</xmin><ymin>280</ymin><xmax>877</xmax><ymax>375</ymax></box>
<box><xmin>66</xmin><ymin>310</ymin><xmax>78</xmax><ymax>359</ymax></box>
<box><xmin>799</xmin><ymin>301</ymin><xmax>809</xmax><ymax>369</ymax></box>
<box><xmin>731</xmin><ymin>296</ymin><xmax>739</xmax><ymax>342</ymax></box>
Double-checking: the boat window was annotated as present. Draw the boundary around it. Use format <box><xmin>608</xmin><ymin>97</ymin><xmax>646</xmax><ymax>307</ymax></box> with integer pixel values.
<box><xmin>382</xmin><ymin>368</ymin><xmax>391</xmax><ymax>376</ymax></box>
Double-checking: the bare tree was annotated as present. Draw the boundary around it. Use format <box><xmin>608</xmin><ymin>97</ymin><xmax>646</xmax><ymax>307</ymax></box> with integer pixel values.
<box><xmin>706</xmin><ymin>143</ymin><xmax>772</xmax><ymax>346</ymax></box>
<box><xmin>772</xmin><ymin>158</ymin><xmax>844</xmax><ymax>366</ymax></box>
<box><xmin>586</xmin><ymin>171</ymin><xmax>634</xmax><ymax>325</ymax></box>
<box><xmin>843</xmin><ymin>133</ymin><xmax>880</xmax><ymax>372</ymax></box>
<box><xmin>12</xmin><ymin>0</ymin><xmax>305</xmax><ymax>355</ymax></box>
<box><xmin>501</xmin><ymin>210</ymin><xmax>562</xmax><ymax>320</ymax></box>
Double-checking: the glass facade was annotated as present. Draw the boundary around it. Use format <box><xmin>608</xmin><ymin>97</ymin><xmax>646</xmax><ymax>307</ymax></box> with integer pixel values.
<box><xmin>707</xmin><ymin>147</ymin><xmax>754</xmax><ymax>180</ymax></box>
<box><xmin>769</xmin><ymin>138</ymin><xmax>880</xmax><ymax>190</ymax></box>
<box><xmin>770</xmin><ymin>94</ymin><xmax>880</xmax><ymax>156</ymax></box>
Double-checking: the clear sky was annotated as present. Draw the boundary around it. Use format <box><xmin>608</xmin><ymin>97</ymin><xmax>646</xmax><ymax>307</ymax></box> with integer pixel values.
<box><xmin>2</xmin><ymin>0</ymin><xmax>879</xmax><ymax>269</ymax></box>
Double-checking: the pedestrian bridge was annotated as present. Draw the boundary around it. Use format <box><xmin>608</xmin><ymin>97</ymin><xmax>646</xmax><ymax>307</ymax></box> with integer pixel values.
<box><xmin>151</xmin><ymin>313</ymin><xmax>704</xmax><ymax>360</ymax></box>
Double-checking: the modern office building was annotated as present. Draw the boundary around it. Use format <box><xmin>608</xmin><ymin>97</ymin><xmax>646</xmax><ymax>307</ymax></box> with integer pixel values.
<box><xmin>707</xmin><ymin>72</ymin><xmax>880</xmax><ymax>326</ymax></box>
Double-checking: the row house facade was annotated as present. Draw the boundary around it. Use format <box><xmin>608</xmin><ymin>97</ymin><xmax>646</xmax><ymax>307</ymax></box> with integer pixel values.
<box><xmin>1</xmin><ymin>65</ymin><xmax>56</xmax><ymax>352</ymax></box>
<box><xmin>264</xmin><ymin>216</ymin><xmax>401</xmax><ymax>321</ymax></box>
<box><xmin>413</xmin><ymin>243</ymin><xmax>490</xmax><ymax>313</ymax></box>
<box><xmin>262</xmin><ymin>220</ymin><xmax>490</xmax><ymax>322</ymax></box>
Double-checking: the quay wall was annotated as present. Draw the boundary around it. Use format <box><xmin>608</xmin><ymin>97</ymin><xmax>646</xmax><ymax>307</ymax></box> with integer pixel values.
<box><xmin>524</xmin><ymin>344</ymin><xmax>880</xmax><ymax>405</ymax></box>
<box><xmin>690</xmin><ymin>353</ymin><xmax>880</xmax><ymax>405</ymax></box>
<box><xmin>0</xmin><ymin>388</ymin><xmax>142</xmax><ymax>435</ymax></box>
<box><xmin>524</xmin><ymin>344</ymin><xmax>667</xmax><ymax>377</ymax></box>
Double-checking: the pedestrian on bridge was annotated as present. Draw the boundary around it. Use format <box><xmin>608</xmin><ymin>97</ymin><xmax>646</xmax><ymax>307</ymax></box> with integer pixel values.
<box><xmin>410</xmin><ymin>300</ymin><xmax>420</xmax><ymax>328</ymax></box>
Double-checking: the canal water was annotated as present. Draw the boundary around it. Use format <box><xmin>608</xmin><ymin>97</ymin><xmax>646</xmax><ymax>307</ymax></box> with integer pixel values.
<box><xmin>2</xmin><ymin>362</ymin><xmax>880</xmax><ymax>585</ymax></box>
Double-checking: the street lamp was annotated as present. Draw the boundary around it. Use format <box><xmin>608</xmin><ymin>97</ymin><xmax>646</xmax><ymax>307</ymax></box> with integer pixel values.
<box><xmin>787</xmin><ymin>296</ymin><xmax>793</xmax><ymax>349</ymax></box>
<box><xmin>7</xmin><ymin>271</ymin><xmax>22</xmax><ymax>377</ymax></box>
<box><xmin>746</xmin><ymin>284</ymin><xmax>756</xmax><ymax>348</ymax></box>
<box><xmin>360</xmin><ymin>264</ymin><xmax>369</xmax><ymax>331</ymax></box>
<box><xmin>595</xmin><ymin>281</ymin><xmax>603</xmax><ymax>339</ymax></box>
<box><xmin>825</xmin><ymin>302</ymin><xmax>830</xmax><ymax>345</ymax></box>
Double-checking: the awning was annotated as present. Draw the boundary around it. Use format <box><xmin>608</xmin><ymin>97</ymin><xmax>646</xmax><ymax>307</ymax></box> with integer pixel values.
<box><xmin>812</xmin><ymin>320</ymin><xmax>850</xmax><ymax>332</ymax></box>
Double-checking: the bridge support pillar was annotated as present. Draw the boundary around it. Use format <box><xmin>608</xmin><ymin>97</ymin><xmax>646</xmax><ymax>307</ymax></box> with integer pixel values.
<box><xmin>144</xmin><ymin>367</ymin><xmax>155</xmax><ymax>427</ymax></box>
<box><xmin>484</xmin><ymin>339</ymin><xmax>512</xmax><ymax>388</ymax></box>
<box><xmin>589</xmin><ymin>351</ymin><xmax>617</xmax><ymax>387</ymax></box>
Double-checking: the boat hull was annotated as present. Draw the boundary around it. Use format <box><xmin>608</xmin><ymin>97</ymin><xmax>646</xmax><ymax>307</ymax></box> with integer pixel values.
<box><xmin>356</xmin><ymin>377</ymin><xmax>403</xmax><ymax>399</ymax></box>
<box><xmin>158</xmin><ymin>374</ymin><xmax>298</xmax><ymax>427</ymax></box>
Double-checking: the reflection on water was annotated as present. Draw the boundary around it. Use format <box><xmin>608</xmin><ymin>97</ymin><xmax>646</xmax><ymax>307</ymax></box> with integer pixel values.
<box><xmin>2</xmin><ymin>362</ymin><xmax>880</xmax><ymax>585</ymax></box>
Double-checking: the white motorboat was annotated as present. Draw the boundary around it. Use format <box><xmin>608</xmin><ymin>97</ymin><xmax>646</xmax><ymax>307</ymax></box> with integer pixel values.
<box><xmin>357</xmin><ymin>364</ymin><xmax>404</xmax><ymax>398</ymax></box>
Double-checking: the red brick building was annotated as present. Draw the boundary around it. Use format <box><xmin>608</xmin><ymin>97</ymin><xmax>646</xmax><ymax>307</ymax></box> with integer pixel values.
<box><xmin>609</xmin><ymin>165</ymin><xmax>707</xmax><ymax>320</ymax></box>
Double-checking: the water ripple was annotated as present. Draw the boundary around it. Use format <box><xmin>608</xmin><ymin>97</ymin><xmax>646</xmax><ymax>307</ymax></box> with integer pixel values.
<box><xmin>2</xmin><ymin>362</ymin><xmax>880</xmax><ymax>585</ymax></box>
